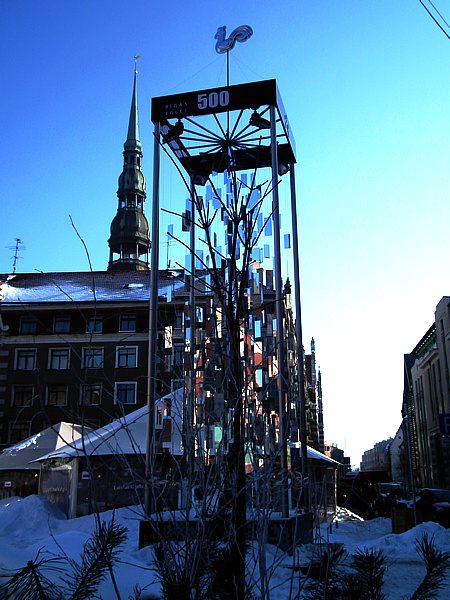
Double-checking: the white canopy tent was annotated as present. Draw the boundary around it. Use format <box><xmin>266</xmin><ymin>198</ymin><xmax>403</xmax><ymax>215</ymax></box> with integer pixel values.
<box><xmin>289</xmin><ymin>442</ymin><xmax>342</xmax><ymax>465</ymax></box>
<box><xmin>36</xmin><ymin>388</ymin><xmax>184</xmax><ymax>463</ymax></box>
<box><xmin>0</xmin><ymin>423</ymin><xmax>90</xmax><ymax>471</ymax></box>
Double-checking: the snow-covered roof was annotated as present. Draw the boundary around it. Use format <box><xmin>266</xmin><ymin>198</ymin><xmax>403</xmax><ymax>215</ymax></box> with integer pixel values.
<box><xmin>0</xmin><ymin>270</ymin><xmax>189</xmax><ymax>304</ymax></box>
<box><xmin>289</xmin><ymin>442</ymin><xmax>341</xmax><ymax>465</ymax></box>
<box><xmin>35</xmin><ymin>388</ymin><xmax>184</xmax><ymax>461</ymax></box>
<box><xmin>0</xmin><ymin>423</ymin><xmax>91</xmax><ymax>470</ymax></box>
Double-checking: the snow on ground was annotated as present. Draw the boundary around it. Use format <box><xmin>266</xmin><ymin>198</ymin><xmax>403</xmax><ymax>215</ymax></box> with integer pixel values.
<box><xmin>0</xmin><ymin>496</ymin><xmax>449</xmax><ymax>599</ymax></box>
<box><xmin>313</xmin><ymin>511</ymin><xmax>450</xmax><ymax>599</ymax></box>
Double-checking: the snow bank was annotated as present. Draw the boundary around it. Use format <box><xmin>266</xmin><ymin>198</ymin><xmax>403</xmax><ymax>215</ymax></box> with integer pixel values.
<box><xmin>0</xmin><ymin>496</ymin><xmax>449</xmax><ymax>599</ymax></box>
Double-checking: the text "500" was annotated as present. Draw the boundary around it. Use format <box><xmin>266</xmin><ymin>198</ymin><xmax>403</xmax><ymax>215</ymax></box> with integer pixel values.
<box><xmin>198</xmin><ymin>91</ymin><xmax>230</xmax><ymax>110</ymax></box>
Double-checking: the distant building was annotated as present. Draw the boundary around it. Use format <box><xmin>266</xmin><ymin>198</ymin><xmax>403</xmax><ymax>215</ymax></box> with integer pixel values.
<box><xmin>389</xmin><ymin>424</ymin><xmax>408</xmax><ymax>484</ymax></box>
<box><xmin>304</xmin><ymin>338</ymin><xmax>324</xmax><ymax>453</ymax></box>
<box><xmin>360</xmin><ymin>438</ymin><xmax>392</xmax><ymax>472</ymax></box>
<box><xmin>404</xmin><ymin>297</ymin><xmax>450</xmax><ymax>490</ymax></box>
<box><xmin>324</xmin><ymin>442</ymin><xmax>349</xmax><ymax>476</ymax></box>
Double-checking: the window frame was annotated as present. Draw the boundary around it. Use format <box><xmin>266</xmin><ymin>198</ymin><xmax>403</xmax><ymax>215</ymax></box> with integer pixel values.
<box><xmin>47</xmin><ymin>384</ymin><xmax>68</xmax><ymax>406</ymax></box>
<box><xmin>86</xmin><ymin>316</ymin><xmax>103</xmax><ymax>334</ymax></box>
<box><xmin>119</xmin><ymin>314</ymin><xmax>137</xmax><ymax>333</ymax></box>
<box><xmin>83</xmin><ymin>347</ymin><xmax>104</xmax><ymax>369</ymax></box>
<box><xmin>174</xmin><ymin>311</ymin><xmax>183</xmax><ymax>330</ymax></box>
<box><xmin>20</xmin><ymin>317</ymin><xmax>37</xmax><ymax>334</ymax></box>
<box><xmin>15</xmin><ymin>348</ymin><xmax>37</xmax><ymax>371</ymax></box>
<box><xmin>116</xmin><ymin>346</ymin><xmax>138</xmax><ymax>368</ymax></box>
<box><xmin>48</xmin><ymin>347</ymin><xmax>70</xmax><ymax>370</ymax></box>
<box><xmin>54</xmin><ymin>316</ymin><xmax>70</xmax><ymax>333</ymax></box>
<box><xmin>173</xmin><ymin>345</ymin><xmax>184</xmax><ymax>367</ymax></box>
<box><xmin>115</xmin><ymin>382</ymin><xmax>137</xmax><ymax>405</ymax></box>
<box><xmin>81</xmin><ymin>384</ymin><xmax>102</xmax><ymax>406</ymax></box>
<box><xmin>12</xmin><ymin>384</ymin><xmax>34</xmax><ymax>407</ymax></box>
<box><xmin>9</xmin><ymin>421</ymin><xmax>31</xmax><ymax>445</ymax></box>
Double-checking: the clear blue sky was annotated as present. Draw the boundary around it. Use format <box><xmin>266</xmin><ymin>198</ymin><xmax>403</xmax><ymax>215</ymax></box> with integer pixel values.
<box><xmin>1</xmin><ymin>0</ymin><xmax>449</xmax><ymax>467</ymax></box>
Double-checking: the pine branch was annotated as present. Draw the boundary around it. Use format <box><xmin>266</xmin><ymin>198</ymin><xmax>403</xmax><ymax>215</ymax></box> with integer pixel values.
<box><xmin>0</xmin><ymin>551</ymin><xmax>64</xmax><ymax>600</ymax></box>
<box><xmin>348</xmin><ymin>548</ymin><xmax>387</xmax><ymax>600</ymax></box>
<box><xmin>68</xmin><ymin>519</ymin><xmax>128</xmax><ymax>600</ymax></box>
<box><xmin>410</xmin><ymin>533</ymin><xmax>450</xmax><ymax>600</ymax></box>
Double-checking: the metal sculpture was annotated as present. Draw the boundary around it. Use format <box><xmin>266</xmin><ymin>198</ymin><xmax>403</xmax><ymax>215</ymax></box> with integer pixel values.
<box><xmin>214</xmin><ymin>25</ymin><xmax>253</xmax><ymax>54</ymax></box>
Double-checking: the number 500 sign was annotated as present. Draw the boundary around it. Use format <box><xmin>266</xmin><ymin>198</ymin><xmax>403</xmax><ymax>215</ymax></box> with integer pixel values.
<box><xmin>151</xmin><ymin>80</ymin><xmax>278</xmax><ymax>123</ymax></box>
<box><xmin>198</xmin><ymin>90</ymin><xmax>230</xmax><ymax>110</ymax></box>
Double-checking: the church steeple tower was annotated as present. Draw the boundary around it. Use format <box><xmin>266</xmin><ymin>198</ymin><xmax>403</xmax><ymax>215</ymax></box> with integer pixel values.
<box><xmin>108</xmin><ymin>67</ymin><xmax>150</xmax><ymax>271</ymax></box>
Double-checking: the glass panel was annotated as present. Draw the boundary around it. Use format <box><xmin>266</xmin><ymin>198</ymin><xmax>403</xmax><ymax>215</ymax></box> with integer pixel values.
<box><xmin>120</xmin><ymin>315</ymin><xmax>136</xmax><ymax>332</ymax></box>
<box><xmin>50</xmin><ymin>348</ymin><xmax>69</xmax><ymax>369</ymax></box>
<box><xmin>21</xmin><ymin>318</ymin><xmax>37</xmax><ymax>334</ymax></box>
<box><xmin>10</xmin><ymin>422</ymin><xmax>30</xmax><ymax>444</ymax></box>
<box><xmin>86</xmin><ymin>317</ymin><xmax>103</xmax><ymax>333</ymax></box>
<box><xmin>82</xmin><ymin>385</ymin><xmax>101</xmax><ymax>405</ymax></box>
<box><xmin>47</xmin><ymin>385</ymin><xmax>67</xmax><ymax>406</ymax></box>
<box><xmin>54</xmin><ymin>317</ymin><xmax>70</xmax><ymax>333</ymax></box>
<box><xmin>16</xmin><ymin>350</ymin><xmax>36</xmax><ymax>370</ymax></box>
<box><xmin>117</xmin><ymin>347</ymin><xmax>137</xmax><ymax>368</ymax></box>
<box><xmin>116</xmin><ymin>383</ymin><xmax>136</xmax><ymax>404</ymax></box>
<box><xmin>84</xmin><ymin>348</ymin><xmax>103</xmax><ymax>369</ymax></box>
<box><xmin>13</xmin><ymin>385</ymin><xmax>33</xmax><ymax>406</ymax></box>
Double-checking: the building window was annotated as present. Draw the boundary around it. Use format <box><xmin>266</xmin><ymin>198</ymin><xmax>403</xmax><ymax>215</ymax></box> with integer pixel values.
<box><xmin>20</xmin><ymin>318</ymin><xmax>37</xmax><ymax>334</ymax></box>
<box><xmin>175</xmin><ymin>311</ymin><xmax>183</xmax><ymax>330</ymax></box>
<box><xmin>115</xmin><ymin>382</ymin><xmax>137</xmax><ymax>405</ymax></box>
<box><xmin>156</xmin><ymin>405</ymin><xmax>163</xmax><ymax>426</ymax></box>
<box><xmin>173</xmin><ymin>346</ymin><xmax>184</xmax><ymax>366</ymax></box>
<box><xmin>86</xmin><ymin>316</ymin><xmax>103</xmax><ymax>334</ymax></box>
<box><xmin>49</xmin><ymin>348</ymin><xmax>70</xmax><ymax>370</ymax></box>
<box><xmin>10</xmin><ymin>422</ymin><xmax>31</xmax><ymax>445</ymax></box>
<box><xmin>120</xmin><ymin>314</ymin><xmax>136</xmax><ymax>332</ymax></box>
<box><xmin>15</xmin><ymin>349</ymin><xmax>36</xmax><ymax>370</ymax></box>
<box><xmin>116</xmin><ymin>346</ymin><xmax>137</xmax><ymax>368</ymax></box>
<box><xmin>81</xmin><ymin>384</ymin><xmax>101</xmax><ymax>405</ymax></box>
<box><xmin>83</xmin><ymin>348</ymin><xmax>104</xmax><ymax>369</ymax></box>
<box><xmin>47</xmin><ymin>385</ymin><xmax>67</xmax><ymax>406</ymax></box>
<box><xmin>12</xmin><ymin>385</ymin><xmax>34</xmax><ymax>407</ymax></box>
<box><xmin>54</xmin><ymin>316</ymin><xmax>70</xmax><ymax>333</ymax></box>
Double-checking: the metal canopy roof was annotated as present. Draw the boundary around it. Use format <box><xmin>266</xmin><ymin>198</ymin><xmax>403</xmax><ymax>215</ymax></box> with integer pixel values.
<box><xmin>151</xmin><ymin>79</ymin><xmax>296</xmax><ymax>180</ymax></box>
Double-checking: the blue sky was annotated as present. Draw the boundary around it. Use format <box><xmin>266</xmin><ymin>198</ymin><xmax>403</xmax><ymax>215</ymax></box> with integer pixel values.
<box><xmin>1</xmin><ymin>0</ymin><xmax>449</xmax><ymax>466</ymax></box>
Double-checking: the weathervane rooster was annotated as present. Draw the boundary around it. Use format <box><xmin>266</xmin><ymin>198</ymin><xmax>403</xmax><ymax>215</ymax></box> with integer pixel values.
<box><xmin>215</xmin><ymin>25</ymin><xmax>253</xmax><ymax>53</ymax></box>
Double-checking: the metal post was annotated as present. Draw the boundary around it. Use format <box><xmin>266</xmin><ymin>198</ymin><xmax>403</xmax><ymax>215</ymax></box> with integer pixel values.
<box><xmin>188</xmin><ymin>180</ymin><xmax>196</xmax><ymax>484</ymax></box>
<box><xmin>289</xmin><ymin>163</ymin><xmax>310</xmax><ymax>510</ymax></box>
<box><xmin>270</xmin><ymin>104</ymin><xmax>289</xmax><ymax>518</ymax></box>
<box><xmin>145</xmin><ymin>121</ymin><xmax>161</xmax><ymax>516</ymax></box>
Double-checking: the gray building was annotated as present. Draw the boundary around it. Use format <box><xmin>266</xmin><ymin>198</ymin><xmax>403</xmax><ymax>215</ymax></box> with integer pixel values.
<box><xmin>405</xmin><ymin>297</ymin><xmax>450</xmax><ymax>489</ymax></box>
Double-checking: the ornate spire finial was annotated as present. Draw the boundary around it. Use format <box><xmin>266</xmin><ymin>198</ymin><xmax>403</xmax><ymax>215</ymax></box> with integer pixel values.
<box><xmin>134</xmin><ymin>54</ymin><xmax>140</xmax><ymax>74</ymax></box>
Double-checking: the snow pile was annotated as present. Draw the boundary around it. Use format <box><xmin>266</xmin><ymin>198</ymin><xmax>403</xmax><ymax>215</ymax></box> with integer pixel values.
<box><xmin>320</xmin><ymin>517</ymin><xmax>450</xmax><ymax>598</ymax></box>
<box><xmin>0</xmin><ymin>496</ymin><xmax>449</xmax><ymax>599</ymax></box>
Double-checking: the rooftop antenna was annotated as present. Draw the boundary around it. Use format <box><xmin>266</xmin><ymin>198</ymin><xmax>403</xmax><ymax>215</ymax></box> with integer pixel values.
<box><xmin>7</xmin><ymin>238</ymin><xmax>25</xmax><ymax>274</ymax></box>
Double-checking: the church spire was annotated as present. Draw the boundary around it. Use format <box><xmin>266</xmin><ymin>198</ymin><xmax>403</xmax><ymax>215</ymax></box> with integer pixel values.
<box><xmin>125</xmin><ymin>68</ymin><xmax>142</xmax><ymax>152</ymax></box>
<box><xmin>108</xmin><ymin>63</ymin><xmax>150</xmax><ymax>271</ymax></box>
